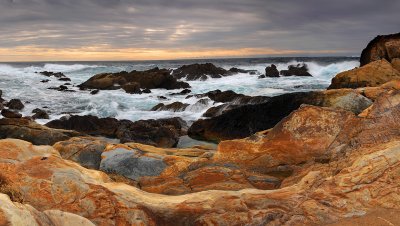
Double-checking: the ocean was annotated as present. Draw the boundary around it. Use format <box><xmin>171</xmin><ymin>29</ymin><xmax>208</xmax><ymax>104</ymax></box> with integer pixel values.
<box><xmin>0</xmin><ymin>57</ymin><xmax>359</xmax><ymax>124</ymax></box>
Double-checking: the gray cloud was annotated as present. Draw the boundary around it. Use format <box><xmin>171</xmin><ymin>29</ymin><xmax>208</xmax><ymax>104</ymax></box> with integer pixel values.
<box><xmin>0</xmin><ymin>0</ymin><xmax>399</xmax><ymax>56</ymax></box>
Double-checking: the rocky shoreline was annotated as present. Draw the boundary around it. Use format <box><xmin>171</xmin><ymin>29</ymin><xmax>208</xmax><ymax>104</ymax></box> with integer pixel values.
<box><xmin>1</xmin><ymin>32</ymin><xmax>400</xmax><ymax>225</ymax></box>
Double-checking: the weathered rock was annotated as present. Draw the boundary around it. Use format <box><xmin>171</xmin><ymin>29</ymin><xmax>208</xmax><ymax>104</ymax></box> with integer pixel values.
<box><xmin>46</xmin><ymin>115</ymin><xmax>120</xmax><ymax>137</ymax></box>
<box><xmin>189</xmin><ymin>89</ymin><xmax>372</xmax><ymax>142</ymax></box>
<box><xmin>151</xmin><ymin>102</ymin><xmax>189</xmax><ymax>112</ymax></box>
<box><xmin>53</xmin><ymin>137</ymin><xmax>109</xmax><ymax>170</ymax></box>
<box><xmin>280</xmin><ymin>63</ymin><xmax>312</xmax><ymax>76</ymax></box>
<box><xmin>6</xmin><ymin>99</ymin><xmax>24</xmax><ymax>110</ymax></box>
<box><xmin>79</xmin><ymin>67</ymin><xmax>190</xmax><ymax>90</ymax></box>
<box><xmin>195</xmin><ymin>89</ymin><xmax>270</xmax><ymax>104</ymax></box>
<box><xmin>392</xmin><ymin>58</ymin><xmax>400</xmax><ymax>71</ymax></box>
<box><xmin>265</xmin><ymin>64</ymin><xmax>280</xmax><ymax>77</ymax></box>
<box><xmin>360</xmin><ymin>32</ymin><xmax>400</xmax><ymax>66</ymax></box>
<box><xmin>46</xmin><ymin>115</ymin><xmax>187</xmax><ymax>148</ymax></box>
<box><xmin>122</xmin><ymin>82</ymin><xmax>141</xmax><ymax>94</ymax></box>
<box><xmin>31</xmin><ymin>108</ymin><xmax>49</xmax><ymax>119</ymax></box>
<box><xmin>356</xmin><ymin>79</ymin><xmax>400</xmax><ymax>100</ymax></box>
<box><xmin>171</xmin><ymin>63</ymin><xmax>231</xmax><ymax>80</ymax></box>
<box><xmin>328</xmin><ymin>59</ymin><xmax>400</xmax><ymax>89</ymax></box>
<box><xmin>116</xmin><ymin>117</ymin><xmax>188</xmax><ymax>147</ymax></box>
<box><xmin>1</xmin><ymin>109</ymin><xmax>22</xmax><ymax>118</ymax></box>
<box><xmin>170</xmin><ymin>88</ymin><xmax>191</xmax><ymax>95</ymax></box>
<box><xmin>0</xmin><ymin>118</ymin><xmax>80</xmax><ymax>145</ymax></box>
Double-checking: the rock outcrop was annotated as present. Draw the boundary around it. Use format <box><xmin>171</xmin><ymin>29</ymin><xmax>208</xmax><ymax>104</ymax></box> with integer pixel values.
<box><xmin>6</xmin><ymin>99</ymin><xmax>24</xmax><ymax>110</ymax></box>
<box><xmin>264</xmin><ymin>64</ymin><xmax>279</xmax><ymax>77</ymax></box>
<box><xmin>280</xmin><ymin>63</ymin><xmax>312</xmax><ymax>76</ymax></box>
<box><xmin>171</xmin><ymin>63</ymin><xmax>231</xmax><ymax>80</ymax></box>
<box><xmin>31</xmin><ymin>108</ymin><xmax>49</xmax><ymax>119</ymax></box>
<box><xmin>360</xmin><ymin>32</ymin><xmax>400</xmax><ymax>66</ymax></box>
<box><xmin>189</xmin><ymin>89</ymin><xmax>372</xmax><ymax>142</ymax></box>
<box><xmin>0</xmin><ymin>118</ymin><xmax>80</xmax><ymax>145</ymax></box>
<box><xmin>328</xmin><ymin>59</ymin><xmax>400</xmax><ymax>89</ymax></box>
<box><xmin>151</xmin><ymin>102</ymin><xmax>189</xmax><ymax>112</ymax></box>
<box><xmin>78</xmin><ymin>67</ymin><xmax>190</xmax><ymax>91</ymax></box>
<box><xmin>46</xmin><ymin>115</ymin><xmax>187</xmax><ymax>148</ymax></box>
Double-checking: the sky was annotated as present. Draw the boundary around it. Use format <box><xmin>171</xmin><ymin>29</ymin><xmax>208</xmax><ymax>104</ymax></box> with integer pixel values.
<box><xmin>0</xmin><ymin>0</ymin><xmax>399</xmax><ymax>61</ymax></box>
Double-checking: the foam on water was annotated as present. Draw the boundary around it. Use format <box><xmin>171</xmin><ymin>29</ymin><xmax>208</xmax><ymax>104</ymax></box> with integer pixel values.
<box><xmin>0</xmin><ymin>58</ymin><xmax>359</xmax><ymax>124</ymax></box>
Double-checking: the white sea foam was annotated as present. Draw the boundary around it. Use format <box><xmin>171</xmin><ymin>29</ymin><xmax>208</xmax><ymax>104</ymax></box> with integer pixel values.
<box><xmin>0</xmin><ymin>59</ymin><xmax>359</xmax><ymax>124</ymax></box>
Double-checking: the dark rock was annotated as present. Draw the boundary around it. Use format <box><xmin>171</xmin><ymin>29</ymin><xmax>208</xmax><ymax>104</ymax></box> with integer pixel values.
<box><xmin>40</xmin><ymin>79</ymin><xmax>50</xmax><ymax>83</ymax></box>
<box><xmin>151</xmin><ymin>102</ymin><xmax>189</xmax><ymax>112</ymax></box>
<box><xmin>6</xmin><ymin>99</ymin><xmax>24</xmax><ymax>110</ymax></box>
<box><xmin>58</xmin><ymin>77</ymin><xmax>71</xmax><ymax>81</ymax></box>
<box><xmin>79</xmin><ymin>67</ymin><xmax>190</xmax><ymax>90</ymax></box>
<box><xmin>46</xmin><ymin>115</ymin><xmax>188</xmax><ymax>148</ymax></box>
<box><xmin>48</xmin><ymin>85</ymin><xmax>75</xmax><ymax>92</ymax></box>
<box><xmin>265</xmin><ymin>64</ymin><xmax>280</xmax><ymax>77</ymax></box>
<box><xmin>0</xmin><ymin>118</ymin><xmax>80</xmax><ymax>145</ymax></box>
<box><xmin>116</xmin><ymin>117</ymin><xmax>188</xmax><ymax>147</ymax></box>
<box><xmin>171</xmin><ymin>89</ymin><xmax>191</xmax><ymax>95</ymax></box>
<box><xmin>1</xmin><ymin>109</ymin><xmax>22</xmax><ymax>118</ymax></box>
<box><xmin>189</xmin><ymin>90</ymin><xmax>372</xmax><ymax>142</ymax></box>
<box><xmin>31</xmin><ymin>108</ymin><xmax>49</xmax><ymax>119</ymax></box>
<box><xmin>280</xmin><ymin>64</ymin><xmax>312</xmax><ymax>77</ymax></box>
<box><xmin>158</xmin><ymin>96</ymin><xmax>168</xmax><ymax>100</ymax></box>
<box><xmin>171</xmin><ymin>63</ymin><xmax>231</xmax><ymax>81</ymax></box>
<box><xmin>39</xmin><ymin>71</ymin><xmax>71</xmax><ymax>81</ymax></box>
<box><xmin>196</xmin><ymin>90</ymin><xmax>269</xmax><ymax>104</ymax></box>
<box><xmin>122</xmin><ymin>82</ymin><xmax>142</xmax><ymax>94</ymax></box>
<box><xmin>228</xmin><ymin>67</ymin><xmax>258</xmax><ymax>74</ymax></box>
<box><xmin>360</xmin><ymin>32</ymin><xmax>400</xmax><ymax>66</ymax></box>
<box><xmin>142</xmin><ymin>88</ymin><xmax>151</xmax><ymax>93</ymax></box>
<box><xmin>90</xmin><ymin>89</ymin><xmax>99</xmax><ymax>95</ymax></box>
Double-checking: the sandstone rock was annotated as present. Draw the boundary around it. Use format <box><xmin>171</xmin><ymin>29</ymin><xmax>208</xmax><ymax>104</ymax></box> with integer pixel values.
<box><xmin>392</xmin><ymin>58</ymin><xmax>400</xmax><ymax>71</ymax></box>
<box><xmin>329</xmin><ymin>59</ymin><xmax>400</xmax><ymax>89</ymax></box>
<box><xmin>79</xmin><ymin>67</ymin><xmax>190</xmax><ymax>90</ymax></box>
<box><xmin>31</xmin><ymin>108</ymin><xmax>49</xmax><ymax>119</ymax></box>
<box><xmin>171</xmin><ymin>63</ymin><xmax>231</xmax><ymax>80</ymax></box>
<box><xmin>0</xmin><ymin>118</ymin><xmax>80</xmax><ymax>145</ymax></box>
<box><xmin>356</xmin><ymin>79</ymin><xmax>400</xmax><ymax>100</ymax></box>
<box><xmin>151</xmin><ymin>102</ymin><xmax>189</xmax><ymax>112</ymax></box>
<box><xmin>280</xmin><ymin>63</ymin><xmax>312</xmax><ymax>76</ymax></box>
<box><xmin>265</xmin><ymin>64</ymin><xmax>279</xmax><ymax>77</ymax></box>
<box><xmin>6</xmin><ymin>99</ymin><xmax>24</xmax><ymax>110</ymax></box>
<box><xmin>189</xmin><ymin>90</ymin><xmax>372</xmax><ymax>142</ymax></box>
<box><xmin>360</xmin><ymin>32</ymin><xmax>400</xmax><ymax>66</ymax></box>
<box><xmin>1</xmin><ymin>109</ymin><xmax>22</xmax><ymax>118</ymax></box>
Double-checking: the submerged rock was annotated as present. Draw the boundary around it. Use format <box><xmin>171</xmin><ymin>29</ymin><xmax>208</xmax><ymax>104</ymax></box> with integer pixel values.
<box><xmin>189</xmin><ymin>89</ymin><xmax>372</xmax><ymax>142</ymax></box>
<box><xmin>79</xmin><ymin>67</ymin><xmax>190</xmax><ymax>91</ymax></box>
<box><xmin>151</xmin><ymin>102</ymin><xmax>189</xmax><ymax>112</ymax></box>
<box><xmin>328</xmin><ymin>59</ymin><xmax>400</xmax><ymax>89</ymax></box>
<box><xmin>122</xmin><ymin>82</ymin><xmax>141</xmax><ymax>94</ymax></box>
<box><xmin>360</xmin><ymin>32</ymin><xmax>400</xmax><ymax>66</ymax></box>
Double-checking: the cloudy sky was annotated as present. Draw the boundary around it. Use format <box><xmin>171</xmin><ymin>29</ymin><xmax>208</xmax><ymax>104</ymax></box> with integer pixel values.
<box><xmin>0</xmin><ymin>0</ymin><xmax>399</xmax><ymax>61</ymax></box>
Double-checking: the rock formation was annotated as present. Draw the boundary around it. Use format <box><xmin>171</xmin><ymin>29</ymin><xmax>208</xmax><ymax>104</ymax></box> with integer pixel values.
<box><xmin>171</xmin><ymin>63</ymin><xmax>231</xmax><ymax>80</ymax></box>
<box><xmin>360</xmin><ymin>32</ymin><xmax>400</xmax><ymax>66</ymax></box>
<box><xmin>265</xmin><ymin>64</ymin><xmax>280</xmax><ymax>77</ymax></box>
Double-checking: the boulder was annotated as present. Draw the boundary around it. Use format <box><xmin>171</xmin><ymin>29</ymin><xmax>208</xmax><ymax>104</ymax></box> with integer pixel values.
<box><xmin>151</xmin><ymin>102</ymin><xmax>189</xmax><ymax>112</ymax></box>
<box><xmin>0</xmin><ymin>118</ymin><xmax>80</xmax><ymax>145</ymax></box>
<box><xmin>360</xmin><ymin>32</ymin><xmax>400</xmax><ymax>66</ymax></box>
<box><xmin>328</xmin><ymin>59</ymin><xmax>400</xmax><ymax>89</ymax></box>
<box><xmin>31</xmin><ymin>108</ymin><xmax>49</xmax><ymax>119</ymax></box>
<box><xmin>1</xmin><ymin>109</ymin><xmax>22</xmax><ymax>118</ymax></box>
<box><xmin>189</xmin><ymin>90</ymin><xmax>372</xmax><ymax>142</ymax></box>
<box><xmin>280</xmin><ymin>63</ymin><xmax>312</xmax><ymax>76</ymax></box>
<box><xmin>171</xmin><ymin>63</ymin><xmax>231</xmax><ymax>80</ymax></box>
<box><xmin>6</xmin><ymin>99</ymin><xmax>24</xmax><ymax>110</ymax></box>
<box><xmin>79</xmin><ymin>67</ymin><xmax>190</xmax><ymax>90</ymax></box>
<box><xmin>265</xmin><ymin>64</ymin><xmax>280</xmax><ymax>77</ymax></box>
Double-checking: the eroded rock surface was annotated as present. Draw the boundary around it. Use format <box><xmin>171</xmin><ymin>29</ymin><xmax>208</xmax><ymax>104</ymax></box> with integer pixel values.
<box><xmin>360</xmin><ymin>32</ymin><xmax>400</xmax><ymax>66</ymax></box>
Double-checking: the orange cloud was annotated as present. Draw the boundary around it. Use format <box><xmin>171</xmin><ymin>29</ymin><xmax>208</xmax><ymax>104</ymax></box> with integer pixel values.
<box><xmin>0</xmin><ymin>46</ymin><xmax>349</xmax><ymax>62</ymax></box>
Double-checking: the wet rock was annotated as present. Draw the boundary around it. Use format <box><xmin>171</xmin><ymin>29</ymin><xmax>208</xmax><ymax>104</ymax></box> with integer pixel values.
<box><xmin>280</xmin><ymin>63</ymin><xmax>312</xmax><ymax>76</ymax></box>
<box><xmin>328</xmin><ymin>59</ymin><xmax>400</xmax><ymax>89</ymax></box>
<box><xmin>189</xmin><ymin>89</ymin><xmax>372</xmax><ymax>142</ymax></box>
<box><xmin>142</xmin><ymin>88</ymin><xmax>151</xmax><ymax>93</ymax></box>
<box><xmin>39</xmin><ymin>71</ymin><xmax>71</xmax><ymax>81</ymax></box>
<box><xmin>228</xmin><ymin>67</ymin><xmax>257</xmax><ymax>74</ymax></box>
<box><xmin>171</xmin><ymin>63</ymin><xmax>231</xmax><ymax>80</ymax></box>
<box><xmin>158</xmin><ymin>96</ymin><xmax>167</xmax><ymax>100</ymax></box>
<box><xmin>151</xmin><ymin>102</ymin><xmax>189</xmax><ymax>112</ymax></box>
<box><xmin>58</xmin><ymin>77</ymin><xmax>71</xmax><ymax>81</ymax></box>
<box><xmin>265</xmin><ymin>64</ymin><xmax>280</xmax><ymax>77</ymax></box>
<box><xmin>360</xmin><ymin>32</ymin><xmax>400</xmax><ymax>66</ymax></box>
<box><xmin>40</xmin><ymin>79</ymin><xmax>50</xmax><ymax>83</ymax></box>
<box><xmin>122</xmin><ymin>82</ymin><xmax>141</xmax><ymax>94</ymax></box>
<box><xmin>0</xmin><ymin>118</ymin><xmax>80</xmax><ymax>145</ymax></box>
<box><xmin>48</xmin><ymin>85</ymin><xmax>75</xmax><ymax>92</ymax></box>
<box><xmin>90</xmin><ymin>89</ymin><xmax>99</xmax><ymax>95</ymax></box>
<box><xmin>31</xmin><ymin>108</ymin><xmax>49</xmax><ymax>119</ymax></box>
<box><xmin>1</xmin><ymin>109</ymin><xmax>22</xmax><ymax>118</ymax></box>
<box><xmin>79</xmin><ymin>67</ymin><xmax>190</xmax><ymax>90</ymax></box>
<box><xmin>171</xmin><ymin>88</ymin><xmax>191</xmax><ymax>95</ymax></box>
<box><xmin>6</xmin><ymin>99</ymin><xmax>24</xmax><ymax>110</ymax></box>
